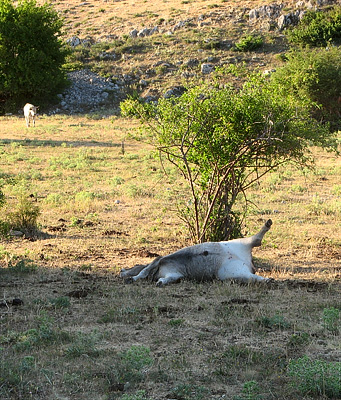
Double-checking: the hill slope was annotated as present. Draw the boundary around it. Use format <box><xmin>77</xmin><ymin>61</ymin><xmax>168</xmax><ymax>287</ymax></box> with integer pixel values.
<box><xmin>45</xmin><ymin>0</ymin><xmax>338</xmax><ymax>111</ymax></box>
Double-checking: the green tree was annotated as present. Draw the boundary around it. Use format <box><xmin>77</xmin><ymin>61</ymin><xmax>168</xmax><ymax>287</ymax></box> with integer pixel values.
<box><xmin>0</xmin><ymin>0</ymin><xmax>68</xmax><ymax>113</ymax></box>
<box><xmin>121</xmin><ymin>75</ymin><xmax>336</xmax><ymax>243</ymax></box>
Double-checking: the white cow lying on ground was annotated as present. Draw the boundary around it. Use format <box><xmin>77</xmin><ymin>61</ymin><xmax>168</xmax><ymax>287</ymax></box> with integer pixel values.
<box><xmin>23</xmin><ymin>103</ymin><xmax>37</xmax><ymax>127</ymax></box>
<box><xmin>120</xmin><ymin>219</ymin><xmax>273</xmax><ymax>286</ymax></box>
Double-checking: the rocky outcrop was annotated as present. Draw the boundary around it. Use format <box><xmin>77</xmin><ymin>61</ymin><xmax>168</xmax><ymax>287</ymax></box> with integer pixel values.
<box><xmin>52</xmin><ymin>70</ymin><xmax>125</xmax><ymax>114</ymax></box>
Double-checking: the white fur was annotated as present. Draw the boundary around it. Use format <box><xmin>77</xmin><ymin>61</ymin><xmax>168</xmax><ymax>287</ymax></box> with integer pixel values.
<box><xmin>23</xmin><ymin>103</ymin><xmax>37</xmax><ymax>127</ymax></box>
<box><xmin>120</xmin><ymin>220</ymin><xmax>272</xmax><ymax>286</ymax></box>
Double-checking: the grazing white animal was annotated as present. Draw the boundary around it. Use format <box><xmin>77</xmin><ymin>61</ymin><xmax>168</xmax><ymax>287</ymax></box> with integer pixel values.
<box><xmin>120</xmin><ymin>219</ymin><xmax>273</xmax><ymax>286</ymax></box>
<box><xmin>23</xmin><ymin>103</ymin><xmax>37</xmax><ymax>127</ymax></box>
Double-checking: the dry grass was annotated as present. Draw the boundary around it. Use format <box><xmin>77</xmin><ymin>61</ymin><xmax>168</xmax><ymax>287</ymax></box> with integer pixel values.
<box><xmin>0</xmin><ymin>114</ymin><xmax>340</xmax><ymax>400</ymax></box>
<box><xmin>48</xmin><ymin>0</ymin><xmax>271</xmax><ymax>40</ymax></box>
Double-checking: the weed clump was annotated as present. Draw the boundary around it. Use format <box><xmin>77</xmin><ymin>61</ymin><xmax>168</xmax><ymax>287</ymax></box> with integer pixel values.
<box><xmin>6</xmin><ymin>195</ymin><xmax>40</xmax><ymax>236</ymax></box>
<box><xmin>288</xmin><ymin>356</ymin><xmax>341</xmax><ymax>398</ymax></box>
<box><xmin>109</xmin><ymin>345</ymin><xmax>153</xmax><ymax>386</ymax></box>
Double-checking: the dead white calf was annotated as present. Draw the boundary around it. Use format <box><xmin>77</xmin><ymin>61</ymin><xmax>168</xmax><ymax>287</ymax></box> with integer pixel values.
<box><xmin>23</xmin><ymin>103</ymin><xmax>37</xmax><ymax>127</ymax></box>
<box><xmin>120</xmin><ymin>219</ymin><xmax>273</xmax><ymax>286</ymax></box>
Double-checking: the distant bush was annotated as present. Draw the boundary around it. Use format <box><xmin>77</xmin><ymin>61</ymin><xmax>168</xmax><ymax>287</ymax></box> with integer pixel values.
<box><xmin>233</xmin><ymin>34</ymin><xmax>263</xmax><ymax>52</ymax></box>
<box><xmin>271</xmin><ymin>46</ymin><xmax>341</xmax><ymax>130</ymax></box>
<box><xmin>0</xmin><ymin>0</ymin><xmax>69</xmax><ymax>113</ymax></box>
<box><xmin>287</xmin><ymin>6</ymin><xmax>341</xmax><ymax>47</ymax></box>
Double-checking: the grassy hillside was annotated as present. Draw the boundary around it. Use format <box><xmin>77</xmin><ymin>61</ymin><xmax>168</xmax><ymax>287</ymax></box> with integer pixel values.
<box><xmin>1</xmin><ymin>1</ymin><xmax>340</xmax><ymax>399</ymax></box>
<box><xmin>52</xmin><ymin>0</ymin><xmax>294</xmax><ymax>98</ymax></box>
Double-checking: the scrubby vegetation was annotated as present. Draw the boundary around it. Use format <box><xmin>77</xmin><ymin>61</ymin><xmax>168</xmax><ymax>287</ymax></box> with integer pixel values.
<box><xmin>286</xmin><ymin>6</ymin><xmax>341</xmax><ymax>47</ymax></box>
<box><xmin>271</xmin><ymin>46</ymin><xmax>341</xmax><ymax>130</ymax></box>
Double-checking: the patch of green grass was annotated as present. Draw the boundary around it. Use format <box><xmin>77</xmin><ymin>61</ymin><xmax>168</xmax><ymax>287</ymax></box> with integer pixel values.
<box><xmin>0</xmin><ymin>356</ymin><xmax>40</xmax><ymax>398</ymax></box>
<box><xmin>170</xmin><ymin>383</ymin><xmax>210</xmax><ymax>400</ymax></box>
<box><xmin>65</xmin><ymin>332</ymin><xmax>99</xmax><ymax>358</ymax></box>
<box><xmin>332</xmin><ymin>184</ymin><xmax>341</xmax><ymax>195</ymax></box>
<box><xmin>8</xmin><ymin>258</ymin><xmax>38</xmax><ymax>273</ymax></box>
<box><xmin>234</xmin><ymin>380</ymin><xmax>262</xmax><ymax>400</ymax></box>
<box><xmin>98</xmin><ymin>306</ymin><xmax>141</xmax><ymax>324</ymax></box>
<box><xmin>109</xmin><ymin>345</ymin><xmax>153</xmax><ymax>386</ymax></box>
<box><xmin>323</xmin><ymin>307</ymin><xmax>340</xmax><ymax>333</ymax></box>
<box><xmin>49</xmin><ymin>296</ymin><xmax>71</xmax><ymax>309</ymax></box>
<box><xmin>256</xmin><ymin>314</ymin><xmax>291</xmax><ymax>330</ymax></box>
<box><xmin>49</xmin><ymin>150</ymin><xmax>94</xmax><ymax>171</ymax></box>
<box><xmin>121</xmin><ymin>390</ymin><xmax>153</xmax><ymax>400</ymax></box>
<box><xmin>11</xmin><ymin>313</ymin><xmax>70</xmax><ymax>352</ymax></box>
<box><xmin>168</xmin><ymin>318</ymin><xmax>185</xmax><ymax>327</ymax></box>
<box><xmin>288</xmin><ymin>356</ymin><xmax>341</xmax><ymax>398</ymax></box>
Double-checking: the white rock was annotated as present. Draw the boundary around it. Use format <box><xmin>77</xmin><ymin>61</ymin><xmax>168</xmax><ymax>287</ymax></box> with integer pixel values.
<box><xmin>201</xmin><ymin>63</ymin><xmax>214</xmax><ymax>74</ymax></box>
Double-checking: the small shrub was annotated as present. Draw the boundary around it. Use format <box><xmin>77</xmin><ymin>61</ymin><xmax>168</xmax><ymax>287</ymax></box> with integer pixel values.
<box><xmin>0</xmin><ymin>219</ymin><xmax>10</xmax><ymax>236</ymax></box>
<box><xmin>323</xmin><ymin>307</ymin><xmax>339</xmax><ymax>333</ymax></box>
<box><xmin>14</xmin><ymin>313</ymin><xmax>69</xmax><ymax>351</ymax></box>
<box><xmin>0</xmin><ymin>190</ymin><xmax>10</xmax><ymax>236</ymax></box>
<box><xmin>74</xmin><ymin>190</ymin><xmax>96</xmax><ymax>202</ymax></box>
<box><xmin>126</xmin><ymin>184</ymin><xmax>153</xmax><ymax>198</ymax></box>
<box><xmin>6</xmin><ymin>195</ymin><xmax>40</xmax><ymax>235</ymax></box>
<box><xmin>287</xmin><ymin>332</ymin><xmax>311</xmax><ymax>349</ymax></box>
<box><xmin>257</xmin><ymin>314</ymin><xmax>290</xmax><ymax>330</ymax></box>
<box><xmin>234</xmin><ymin>35</ymin><xmax>263</xmax><ymax>52</ymax></box>
<box><xmin>290</xmin><ymin>184</ymin><xmax>306</xmax><ymax>193</ymax></box>
<box><xmin>111</xmin><ymin>176</ymin><xmax>125</xmax><ymax>185</ymax></box>
<box><xmin>0</xmin><ymin>189</ymin><xmax>5</xmax><ymax>207</ymax></box>
<box><xmin>288</xmin><ymin>356</ymin><xmax>341</xmax><ymax>398</ymax></box>
<box><xmin>0</xmin><ymin>357</ymin><xmax>40</xmax><ymax>398</ymax></box>
<box><xmin>332</xmin><ymin>184</ymin><xmax>341</xmax><ymax>195</ymax></box>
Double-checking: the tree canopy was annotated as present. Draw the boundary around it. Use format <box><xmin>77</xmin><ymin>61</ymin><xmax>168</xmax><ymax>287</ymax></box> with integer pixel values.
<box><xmin>0</xmin><ymin>0</ymin><xmax>68</xmax><ymax>113</ymax></box>
<box><xmin>121</xmin><ymin>74</ymin><xmax>337</xmax><ymax>242</ymax></box>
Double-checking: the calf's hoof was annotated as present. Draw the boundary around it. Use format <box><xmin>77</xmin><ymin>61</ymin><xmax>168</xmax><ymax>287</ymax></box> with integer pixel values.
<box><xmin>265</xmin><ymin>219</ymin><xmax>272</xmax><ymax>228</ymax></box>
